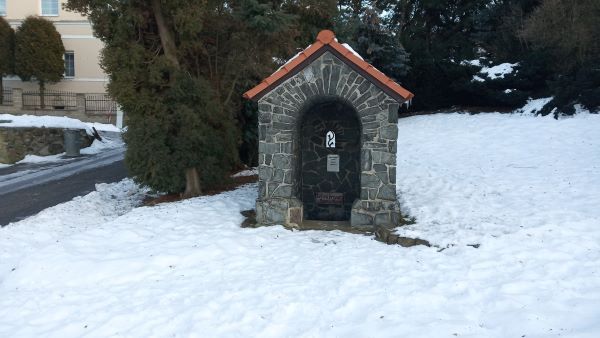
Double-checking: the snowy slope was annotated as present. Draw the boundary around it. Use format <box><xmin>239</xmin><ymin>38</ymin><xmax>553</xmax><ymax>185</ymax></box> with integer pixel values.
<box><xmin>395</xmin><ymin>112</ymin><xmax>600</xmax><ymax>246</ymax></box>
<box><xmin>1</xmin><ymin>113</ymin><xmax>600</xmax><ymax>337</ymax></box>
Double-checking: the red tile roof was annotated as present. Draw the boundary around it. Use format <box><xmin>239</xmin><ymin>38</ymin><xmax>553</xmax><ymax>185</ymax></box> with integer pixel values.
<box><xmin>243</xmin><ymin>30</ymin><xmax>414</xmax><ymax>102</ymax></box>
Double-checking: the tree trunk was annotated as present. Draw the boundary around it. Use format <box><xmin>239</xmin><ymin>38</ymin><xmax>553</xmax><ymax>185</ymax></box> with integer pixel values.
<box><xmin>183</xmin><ymin>167</ymin><xmax>202</xmax><ymax>198</ymax></box>
<box><xmin>151</xmin><ymin>0</ymin><xmax>180</xmax><ymax>69</ymax></box>
<box><xmin>151</xmin><ymin>0</ymin><xmax>201</xmax><ymax>197</ymax></box>
<box><xmin>39</xmin><ymin>80</ymin><xmax>45</xmax><ymax>109</ymax></box>
<box><xmin>0</xmin><ymin>77</ymin><xmax>3</xmax><ymax>105</ymax></box>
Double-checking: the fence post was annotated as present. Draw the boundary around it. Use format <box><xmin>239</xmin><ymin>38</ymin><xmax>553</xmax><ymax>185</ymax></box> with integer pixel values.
<box><xmin>13</xmin><ymin>88</ymin><xmax>23</xmax><ymax>110</ymax></box>
<box><xmin>116</xmin><ymin>106</ymin><xmax>124</xmax><ymax>129</ymax></box>
<box><xmin>76</xmin><ymin>93</ymin><xmax>86</xmax><ymax>115</ymax></box>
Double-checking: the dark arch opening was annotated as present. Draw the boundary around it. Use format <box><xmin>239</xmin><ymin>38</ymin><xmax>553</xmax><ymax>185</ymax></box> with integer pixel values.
<box><xmin>298</xmin><ymin>98</ymin><xmax>361</xmax><ymax>221</ymax></box>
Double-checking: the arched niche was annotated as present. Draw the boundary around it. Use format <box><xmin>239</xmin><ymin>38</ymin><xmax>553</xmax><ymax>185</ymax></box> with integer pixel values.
<box><xmin>298</xmin><ymin>98</ymin><xmax>361</xmax><ymax>221</ymax></box>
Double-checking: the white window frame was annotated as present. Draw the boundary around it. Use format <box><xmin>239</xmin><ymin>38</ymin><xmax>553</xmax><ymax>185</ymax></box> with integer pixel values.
<box><xmin>40</xmin><ymin>0</ymin><xmax>59</xmax><ymax>17</ymax></box>
<box><xmin>0</xmin><ymin>0</ymin><xmax>6</xmax><ymax>17</ymax></box>
<box><xmin>64</xmin><ymin>51</ymin><xmax>75</xmax><ymax>78</ymax></box>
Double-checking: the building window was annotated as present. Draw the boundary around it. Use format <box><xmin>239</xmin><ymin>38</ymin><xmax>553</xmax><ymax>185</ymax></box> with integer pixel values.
<box><xmin>0</xmin><ymin>0</ymin><xmax>6</xmax><ymax>16</ymax></box>
<box><xmin>41</xmin><ymin>0</ymin><xmax>59</xmax><ymax>16</ymax></box>
<box><xmin>64</xmin><ymin>52</ymin><xmax>75</xmax><ymax>77</ymax></box>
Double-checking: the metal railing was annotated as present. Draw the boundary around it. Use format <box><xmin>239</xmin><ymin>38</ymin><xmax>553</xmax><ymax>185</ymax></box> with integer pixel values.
<box><xmin>1</xmin><ymin>87</ymin><xmax>12</xmax><ymax>106</ymax></box>
<box><xmin>85</xmin><ymin>93</ymin><xmax>117</xmax><ymax>115</ymax></box>
<box><xmin>22</xmin><ymin>90</ymin><xmax>78</xmax><ymax>110</ymax></box>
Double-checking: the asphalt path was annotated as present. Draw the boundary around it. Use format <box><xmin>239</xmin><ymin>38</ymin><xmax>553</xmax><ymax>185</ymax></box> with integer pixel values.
<box><xmin>0</xmin><ymin>150</ymin><xmax>128</xmax><ymax>227</ymax></box>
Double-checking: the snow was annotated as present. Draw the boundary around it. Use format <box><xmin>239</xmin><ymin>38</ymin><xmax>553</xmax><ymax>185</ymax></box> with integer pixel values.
<box><xmin>461</xmin><ymin>59</ymin><xmax>482</xmax><ymax>67</ymax></box>
<box><xmin>276</xmin><ymin>49</ymin><xmax>307</xmax><ymax>72</ymax></box>
<box><xmin>275</xmin><ymin>42</ymin><xmax>365</xmax><ymax>75</ymax></box>
<box><xmin>2</xmin><ymin>113</ymin><xmax>600</xmax><ymax>337</ymax></box>
<box><xmin>573</xmin><ymin>103</ymin><xmax>598</xmax><ymax>116</ymax></box>
<box><xmin>10</xmin><ymin>136</ymin><xmax>123</xmax><ymax>165</ymax></box>
<box><xmin>480</xmin><ymin>62</ymin><xmax>518</xmax><ymax>80</ymax></box>
<box><xmin>0</xmin><ymin>112</ymin><xmax>124</xmax><ymax>165</ymax></box>
<box><xmin>0</xmin><ymin>133</ymin><xmax>124</xmax><ymax>167</ymax></box>
<box><xmin>16</xmin><ymin>153</ymin><xmax>66</xmax><ymax>164</ymax></box>
<box><xmin>463</xmin><ymin>59</ymin><xmax>518</xmax><ymax>82</ymax></box>
<box><xmin>341</xmin><ymin>43</ymin><xmax>364</xmax><ymax>60</ymax></box>
<box><xmin>87</xmin><ymin>121</ymin><xmax>121</xmax><ymax>133</ymax></box>
<box><xmin>395</xmin><ymin>112</ymin><xmax>600</xmax><ymax>245</ymax></box>
<box><xmin>0</xmin><ymin>114</ymin><xmax>120</xmax><ymax>135</ymax></box>
<box><xmin>517</xmin><ymin>97</ymin><xmax>554</xmax><ymax>115</ymax></box>
<box><xmin>232</xmin><ymin>167</ymin><xmax>258</xmax><ymax>177</ymax></box>
<box><xmin>81</xmin><ymin>135</ymin><xmax>124</xmax><ymax>155</ymax></box>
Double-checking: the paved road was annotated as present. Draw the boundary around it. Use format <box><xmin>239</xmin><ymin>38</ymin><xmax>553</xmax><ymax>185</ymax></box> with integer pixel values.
<box><xmin>0</xmin><ymin>145</ymin><xmax>128</xmax><ymax>227</ymax></box>
<box><xmin>0</xmin><ymin>160</ymin><xmax>128</xmax><ymax>226</ymax></box>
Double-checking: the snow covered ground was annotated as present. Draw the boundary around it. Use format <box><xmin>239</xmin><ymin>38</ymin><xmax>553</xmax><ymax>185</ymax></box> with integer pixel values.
<box><xmin>1</xmin><ymin>112</ymin><xmax>599</xmax><ymax>337</ymax></box>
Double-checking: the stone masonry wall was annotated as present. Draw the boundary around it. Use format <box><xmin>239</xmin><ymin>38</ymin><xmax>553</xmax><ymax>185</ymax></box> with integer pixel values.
<box><xmin>256</xmin><ymin>51</ymin><xmax>402</xmax><ymax>228</ymax></box>
<box><xmin>0</xmin><ymin>127</ymin><xmax>92</xmax><ymax>164</ymax></box>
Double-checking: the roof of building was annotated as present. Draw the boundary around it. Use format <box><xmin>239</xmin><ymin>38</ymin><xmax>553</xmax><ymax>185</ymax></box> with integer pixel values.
<box><xmin>243</xmin><ymin>30</ymin><xmax>414</xmax><ymax>102</ymax></box>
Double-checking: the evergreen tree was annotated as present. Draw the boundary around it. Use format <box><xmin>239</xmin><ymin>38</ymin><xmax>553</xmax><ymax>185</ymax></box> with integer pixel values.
<box><xmin>229</xmin><ymin>0</ymin><xmax>339</xmax><ymax>167</ymax></box>
<box><xmin>473</xmin><ymin>0</ymin><xmax>541</xmax><ymax>61</ymax></box>
<box><xmin>0</xmin><ymin>17</ymin><xmax>14</xmax><ymax>105</ymax></box>
<box><xmin>371</xmin><ymin>0</ymin><xmax>490</xmax><ymax>110</ymax></box>
<box><xmin>14</xmin><ymin>16</ymin><xmax>64</xmax><ymax>108</ymax></box>
<box><xmin>329</xmin><ymin>0</ymin><xmax>598</xmax><ymax>113</ymax></box>
<box><xmin>335</xmin><ymin>2</ymin><xmax>410</xmax><ymax>80</ymax></box>
<box><xmin>233</xmin><ymin>0</ymin><xmax>338</xmax><ymax>166</ymax></box>
<box><xmin>282</xmin><ymin>0</ymin><xmax>338</xmax><ymax>46</ymax></box>
<box><xmin>520</xmin><ymin>0</ymin><xmax>600</xmax><ymax>115</ymax></box>
<box><xmin>65</xmin><ymin>0</ymin><xmax>296</xmax><ymax>196</ymax></box>
<box><xmin>520</xmin><ymin>0</ymin><xmax>599</xmax><ymax>72</ymax></box>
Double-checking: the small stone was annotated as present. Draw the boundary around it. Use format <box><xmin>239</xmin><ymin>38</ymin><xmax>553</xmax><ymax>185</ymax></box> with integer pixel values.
<box><xmin>377</xmin><ymin>185</ymin><xmax>396</xmax><ymax>200</ymax></box>
<box><xmin>361</xmin><ymin>173</ymin><xmax>380</xmax><ymax>188</ymax></box>
<box><xmin>372</xmin><ymin>151</ymin><xmax>395</xmax><ymax>165</ymax></box>
<box><xmin>380</xmin><ymin>125</ymin><xmax>398</xmax><ymax>140</ymax></box>
<box><xmin>388</xmin><ymin>104</ymin><xmax>399</xmax><ymax>123</ymax></box>
<box><xmin>373</xmin><ymin>164</ymin><xmax>387</xmax><ymax>172</ymax></box>
<box><xmin>258</xmin><ymin>103</ymin><xmax>272</xmax><ymax>112</ymax></box>
<box><xmin>374</xmin><ymin>212</ymin><xmax>391</xmax><ymax>226</ymax></box>
<box><xmin>351</xmin><ymin>211</ymin><xmax>373</xmax><ymax>226</ymax></box>
<box><xmin>272</xmin><ymin>154</ymin><xmax>292</xmax><ymax>170</ymax></box>
<box><xmin>361</xmin><ymin>149</ymin><xmax>372</xmax><ymax>171</ymax></box>
<box><xmin>374</xmin><ymin>225</ymin><xmax>390</xmax><ymax>243</ymax></box>
<box><xmin>397</xmin><ymin>236</ymin><xmax>431</xmax><ymax>247</ymax></box>
<box><xmin>272</xmin><ymin>185</ymin><xmax>292</xmax><ymax>198</ymax></box>
<box><xmin>258</xmin><ymin>112</ymin><xmax>272</xmax><ymax>123</ymax></box>
<box><xmin>397</xmin><ymin>237</ymin><xmax>416</xmax><ymax>247</ymax></box>
<box><xmin>387</xmin><ymin>233</ymin><xmax>399</xmax><ymax>245</ymax></box>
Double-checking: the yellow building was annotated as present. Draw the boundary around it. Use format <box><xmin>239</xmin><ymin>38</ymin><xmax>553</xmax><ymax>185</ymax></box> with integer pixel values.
<box><xmin>1</xmin><ymin>0</ymin><xmax>107</xmax><ymax>93</ymax></box>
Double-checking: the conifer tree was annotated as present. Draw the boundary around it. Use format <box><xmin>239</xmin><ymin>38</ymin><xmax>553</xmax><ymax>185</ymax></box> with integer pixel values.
<box><xmin>0</xmin><ymin>17</ymin><xmax>14</xmax><ymax>105</ymax></box>
<box><xmin>336</xmin><ymin>5</ymin><xmax>410</xmax><ymax>79</ymax></box>
<box><xmin>14</xmin><ymin>16</ymin><xmax>65</xmax><ymax>108</ymax></box>
<box><xmin>65</xmin><ymin>0</ymin><xmax>296</xmax><ymax>196</ymax></box>
<box><xmin>519</xmin><ymin>0</ymin><xmax>600</xmax><ymax>114</ymax></box>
